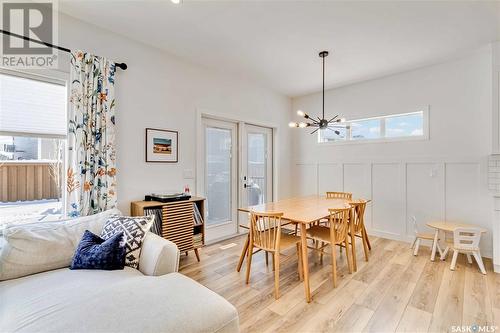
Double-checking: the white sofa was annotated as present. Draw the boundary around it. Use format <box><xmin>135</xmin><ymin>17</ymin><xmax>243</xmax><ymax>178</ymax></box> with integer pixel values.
<box><xmin>0</xmin><ymin>210</ymin><xmax>239</xmax><ymax>333</ymax></box>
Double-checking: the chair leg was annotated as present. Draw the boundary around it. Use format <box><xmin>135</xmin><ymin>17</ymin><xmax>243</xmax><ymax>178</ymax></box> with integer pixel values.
<box><xmin>450</xmin><ymin>250</ymin><xmax>459</xmax><ymax>271</ymax></box>
<box><xmin>194</xmin><ymin>248</ymin><xmax>200</xmax><ymax>262</ymax></box>
<box><xmin>294</xmin><ymin>224</ymin><xmax>298</xmax><ymax>236</ymax></box>
<box><xmin>363</xmin><ymin>227</ymin><xmax>372</xmax><ymax>250</ymax></box>
<box><xmin>245</xmin><ymin>242</ymin><xmax>254</xmax><ymax>284</ymax></box>
<box><xmin>411</xmin><ymin>237</ymin><xmax>417</xmax><ymax>249</ymax></box>
<box><xmin>272</xmin><ymin>252</ymin><xmax>275</xmax><ymax>272</ymax></box>
<box><xmin>472</xmin><ymin>251</ymin><xmax>487</xmax><ymax>275</ymax></box>
<box><xmin>362</xmin><ymin>232</ymin><xmax>369</xmax><ymax>261</ymax></box>
<box><xmin>320</xmin><ymin>241</ymin><xmax>325</xmax><ymax>264</ymax></box>
<box><xmin>466</xmin><ymin>253</ymin><xmax>473</xmax><ymax>264</ymax></box>
<box><xmin>331</xmin><ymin>241</ymin><xmax>338</xmax><ymax>287</ymax></box>
<box><xmin>297</xmin><ymin>243</ymin><xmax>303</xmax><ymax>281</ymax></box>
<box><xmin>345</xmin><ymin>241</ymin><xmax>353</xmax><ymax>274</ymax></box>
<box><xmin>237</xmin><ymin>235</ymin><xmax>249</xmax><ymax>272</ymax></box>
<box><xmin>413</xmin><ymin>238</ymin><xmax>420</xmax><ymax>256</ymax></box>
<box><xmin>274</xmin><ymin>252</ymin><xmax>280</xmax><ymax>299</ymax></box>
<box><xmin>265</xmin><ymin>251</ymin><xmax>269</xmax><ymax>266</ymax></box>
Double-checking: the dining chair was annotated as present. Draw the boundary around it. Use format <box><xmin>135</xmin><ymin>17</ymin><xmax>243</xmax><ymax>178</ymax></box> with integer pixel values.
<box><xmin>306</xmin><ymin>207</ymin><xmax>352</xmax><ymax>287</ymax></box>
<box><xmin>348</xmin><ymin>200</ymin><xmax>371</xmax><ymax>271</ymax></box>
<box><xmin>440</xmin><ymin>227</ymin><xmax>486</xmax><ymax>274</ymax></box>
<box><xmin>326</xmin><ymin>192</ymin><xmax>353</xmax><ymax>200</ymax></box>
<box><xmin>410</xmin><ymin>216</ymin><xmax>443</xmax><ymax>257</ymax></box>
<box><xmin>308</xmin><ymin>191</ymin><xmax>354</xmax><ymax>233</ymax></box>
<box><xmin>245</xmin><ymin>211</ymin><xmax>303</xmax><ymax>299</ymax></box>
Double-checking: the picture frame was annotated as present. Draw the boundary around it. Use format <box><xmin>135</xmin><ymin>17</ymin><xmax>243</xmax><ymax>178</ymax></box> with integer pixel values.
<box><xmin>145</xmin><ymin>128</ymin><xmax>178</xmax><ymax>163</ymax></box>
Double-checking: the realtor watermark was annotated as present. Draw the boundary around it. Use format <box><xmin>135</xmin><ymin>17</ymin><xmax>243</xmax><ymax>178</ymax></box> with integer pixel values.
<box><xmin>451</xmin><ymin>325</ymin><xmax>498</xmax><ymax>333</ymax></box>
<box><xmin>0</xmin><ymin>0</ymin><xmax>58</xmax><ymax>68</ymax></box>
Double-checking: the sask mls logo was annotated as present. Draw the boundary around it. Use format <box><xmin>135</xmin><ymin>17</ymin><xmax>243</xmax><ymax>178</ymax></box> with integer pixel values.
<box><xmin>1</xmin><ymin>0</ymin><xmax>58</xmax><ymax>68</ymax></box>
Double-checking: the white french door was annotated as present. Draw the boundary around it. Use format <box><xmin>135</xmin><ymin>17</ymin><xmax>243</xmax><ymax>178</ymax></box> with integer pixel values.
<box><xmin>239</xmin><ymin>124</ymin><xmax>273</xmax><ymax>227</ymax></box>
<box><xmin>203</xmin><ymin>118</ymin><xmax>238</xmax><ymax>242</ymax></box>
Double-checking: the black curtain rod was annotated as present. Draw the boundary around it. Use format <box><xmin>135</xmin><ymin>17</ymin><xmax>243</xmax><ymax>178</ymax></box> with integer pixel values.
<box><xmin>0</xmin><ymin>29</ymin><xmax>127</xmax><ymax>70</ymax></box>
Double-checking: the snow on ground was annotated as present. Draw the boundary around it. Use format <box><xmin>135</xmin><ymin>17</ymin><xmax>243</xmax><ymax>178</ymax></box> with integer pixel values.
<box><xmin>0</xmin><ymin>200</ymin><xmax>63</xmax><ymax>227</ymax></box>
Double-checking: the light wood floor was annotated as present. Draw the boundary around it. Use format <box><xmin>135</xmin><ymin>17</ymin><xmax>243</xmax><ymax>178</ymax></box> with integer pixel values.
<box><xmin>179</xmin><ymin>235</ymin><xmax>499</xmax><ymax>333</ymax></box>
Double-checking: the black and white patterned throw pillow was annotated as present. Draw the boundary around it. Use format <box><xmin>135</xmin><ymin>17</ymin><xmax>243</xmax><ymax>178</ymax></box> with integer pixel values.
<box><xmin>100</xmin><ymin>215</ymin><xmax>154</xmax><ymax>268</ymax></box>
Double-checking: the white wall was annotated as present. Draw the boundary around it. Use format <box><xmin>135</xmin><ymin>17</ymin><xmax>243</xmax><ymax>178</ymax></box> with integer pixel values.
<box><xmin>292</xmin><ymin>47</ymin><xmax>493</xmax><ymax>256</ymax></box>
<box><xmin>55</xmin><ymin>13</ymin><xmax>293</xmax><ymax>214</ymax></box>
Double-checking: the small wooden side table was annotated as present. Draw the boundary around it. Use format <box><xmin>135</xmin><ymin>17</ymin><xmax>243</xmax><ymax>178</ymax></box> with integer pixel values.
<box><xmin>426</xmin><ymin>221</ymin><xmax>487</xmax><ymax>262</ymax></box>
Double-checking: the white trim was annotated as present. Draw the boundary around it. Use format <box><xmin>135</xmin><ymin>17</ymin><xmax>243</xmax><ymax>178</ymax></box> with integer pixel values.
<box><xmin>318</xmin><ymin>108</ymin><xmax>429</xmax><ymax>145</ymax></box>
<box><xmin>0</xmin><ymin>67</ymin><xmax>67</xmax><ymax>86</ymax></box>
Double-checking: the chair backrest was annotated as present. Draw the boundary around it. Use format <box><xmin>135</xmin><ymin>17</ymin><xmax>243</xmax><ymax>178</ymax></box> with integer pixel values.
<box><xmin>410</xmin><ymin>216</ymin><xmax>419</xmax><ymax>235</ymax></box>
<box><xmin>349</xmin><ymin>200</ymin><xmax>368</xmax><ymax>234</ymax></box>
<box><xmin>328</xmin><ymin>207</ymin><xmax>351</xmax><ymax>244</ymax></box>
<box><xmin>249</xmin><ymin>211</ymin><xmax>283</xmax><ymax>252</ymax></box>
<box><xmin>326</xmin><ymin>192</ymin><xmax>353</xmax><ymax>200</ymax></box>
<box><xmin>453</xmin><ymin>227</ymin><xmax>481</xmax><ymax>250</ymax></box>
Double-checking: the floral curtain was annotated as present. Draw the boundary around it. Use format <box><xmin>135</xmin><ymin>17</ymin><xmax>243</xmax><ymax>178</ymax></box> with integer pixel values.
<box><xmin>66</xmin><ymin>50</ymin><xmax>117</xmax><ymax>217</ymax></box>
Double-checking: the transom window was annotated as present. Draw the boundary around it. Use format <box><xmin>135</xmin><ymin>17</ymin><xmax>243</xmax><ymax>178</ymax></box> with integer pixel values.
<box><xmin>318</xmin><ymin>111</ymin><xmax>426</xmax><ymax>143</ymax></box>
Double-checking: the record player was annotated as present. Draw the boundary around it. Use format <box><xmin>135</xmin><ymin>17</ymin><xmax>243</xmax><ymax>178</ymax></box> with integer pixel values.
<box><xmin>145</xmin><ymin>193</ymin><xmax>191</xmax><ymax>203</ymax></box>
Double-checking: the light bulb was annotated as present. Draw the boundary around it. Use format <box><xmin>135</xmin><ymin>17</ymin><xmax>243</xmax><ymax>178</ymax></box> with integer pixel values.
<box><xmin>339</xmin><ymin>118</ymin><xmax>346</xmax><ymax>123</ymax></box>
<box><xmin>297</xmin><ymin>110</ymin><xmax>305</xmax><ymax>117</ymax></box>
<box><xmin>298</xmin><ymin>122</ymin><xmax>308</xmax><ymax>128</ymax></box>
<box><xmin>171</xmin><ymin>0</ymin><xmax>182</xmax><ymax>4</ymax></box>
<box><xmin>289</xmin><ymin>122</ymin><xmax>298</xmax><ymax>128</ymax></box>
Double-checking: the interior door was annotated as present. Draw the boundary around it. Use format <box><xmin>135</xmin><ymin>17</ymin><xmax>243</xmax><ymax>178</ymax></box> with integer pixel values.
<box><xmin>203</xmin><ymin>118</ymin><xmax>238</xmax><ymax>242</ymax></box>
<box><xmin>239</xmin><ymin>124</ymin><xmax>273</xmax><ymax>228</ymax></box>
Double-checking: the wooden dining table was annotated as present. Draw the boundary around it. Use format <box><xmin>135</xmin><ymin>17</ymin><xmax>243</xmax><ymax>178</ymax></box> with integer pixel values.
<box><xmin>238</xmin><ymin>195</ymin><xmax>359</xmax><ymax>303</ymax></box>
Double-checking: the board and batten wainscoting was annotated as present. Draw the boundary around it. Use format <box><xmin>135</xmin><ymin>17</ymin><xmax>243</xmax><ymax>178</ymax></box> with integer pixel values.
<box><xmin>293</xmin><ymin>158</ymin><xmax>492</xmax><ymax>259</ymax></box>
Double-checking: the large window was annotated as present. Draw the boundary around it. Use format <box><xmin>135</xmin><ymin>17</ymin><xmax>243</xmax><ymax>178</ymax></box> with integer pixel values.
<box><xmin>318</xmin><ymin>111</ymin><xmax>426</xmax><ymax>143</ymax></box>
<box><xmin>0</xmin><ymin>71</ymin><xmax>67</xmax><ymax>226</ymax></box>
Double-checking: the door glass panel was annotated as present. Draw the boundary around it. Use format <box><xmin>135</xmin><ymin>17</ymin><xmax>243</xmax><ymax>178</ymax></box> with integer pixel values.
<box><xmin>206</xmin><ymin>127</ymin><xmax>232</xmax><ymax>226</ymax></box>
<box><xmin>247</xmin><ymin>132</ymin><xmax>266</xmax><ymax>206</ymax></box>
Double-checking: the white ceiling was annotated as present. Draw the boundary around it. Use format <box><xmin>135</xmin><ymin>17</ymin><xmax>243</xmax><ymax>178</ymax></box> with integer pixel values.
<box><xmin>59</xmin><ymin>1</ymin><xmax>499</xmax><ymax>97</ymax></box>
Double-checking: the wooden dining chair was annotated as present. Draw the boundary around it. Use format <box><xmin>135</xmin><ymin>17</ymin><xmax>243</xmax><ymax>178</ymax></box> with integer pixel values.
<box><xmin>348</xmin><ymin>200</ymin><xmax>371</xmax><ymax>271</ymax></box>
<box><xmin>306</xmin><ymin>207</ymin><xmax>352</xmax><ymax>287</ymax></box>
<box><xmin>245</xmin><ymin>211</ymin><xmax>303</xmax><ymax>299</ymax></box>
<box><xmin>326</xmin><ymin>192</ymin><xmax>353</xmax><ymax>200</ymax></box>
<box><xmin>440</xmin><ymin>227</ymin><xmax>486</xmax><ymax>274</ymax></box>
<box><xmin>302</xmin><ymin>191</ymin><xmax>354</xmax><ymax>234</ymax></box>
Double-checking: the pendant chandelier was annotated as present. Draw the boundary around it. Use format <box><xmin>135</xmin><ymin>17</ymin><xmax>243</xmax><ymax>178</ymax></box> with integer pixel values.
<box><xmin>289</xmin><ymin>51</ymin><xmax>348</xmax><ymax>135</ymax></box>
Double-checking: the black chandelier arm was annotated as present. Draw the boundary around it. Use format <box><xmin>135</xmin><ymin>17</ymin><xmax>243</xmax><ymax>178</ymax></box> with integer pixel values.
<box><xmin>322</xmin><ymin>54</ymin><xmax>325</xmax><ymax>120</ymax></box>
<box><xmin>328</xmin><ymin>115</ymin><xmax>338</xmax><ymax>123</ymax></box>
<box><xmin>310</xmin><ymin>128</ymin><xmax>320</xmax><ymax>135</ymax></box>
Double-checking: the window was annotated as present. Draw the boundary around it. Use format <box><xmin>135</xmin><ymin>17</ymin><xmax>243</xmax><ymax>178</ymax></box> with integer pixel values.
<box><xmin>0</xmin><ymin>71</ymin><xmax>67</xmax><ymax>227</ymax></box>
<box><xmin>318</xmin><ymin>111</ymin><xmax>426</xmax><ymax>144</ymax></box>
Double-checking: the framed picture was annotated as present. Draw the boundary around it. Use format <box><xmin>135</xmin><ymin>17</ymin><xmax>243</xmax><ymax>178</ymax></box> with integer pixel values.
<box><xmin>145</xmin><ymin>128</ymin><xmax>178</xmax><ymax>163</ymax></box>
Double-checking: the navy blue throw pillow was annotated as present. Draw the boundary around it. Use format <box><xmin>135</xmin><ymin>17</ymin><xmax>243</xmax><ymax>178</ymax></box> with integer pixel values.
<box><xmin>70</xmin><ymin>230</ymin><xmax>126</xmax><ymax>270</ymax></box>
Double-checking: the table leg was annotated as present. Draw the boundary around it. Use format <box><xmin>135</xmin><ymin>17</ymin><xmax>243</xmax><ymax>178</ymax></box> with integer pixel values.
<box><xmin>300</xmin><ymin>223</ymin><xmax>311</xmax><ymax>303</ymax></box>
<box><xmin>430</xmin><ymin>229</ymin><xmax>439</xmax><ymax>262</ymax></box>
<box><xmin>237</xmin><ymin>234</ymin><xmax>250</xmax><ymax>272</ymax></box>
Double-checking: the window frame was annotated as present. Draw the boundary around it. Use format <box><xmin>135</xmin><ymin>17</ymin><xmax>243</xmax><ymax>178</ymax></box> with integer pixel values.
<box><xmin>0</xmin><ymin>68</ymin><xmax>69</xmax><ymax>218</ymax></box>
<box><xmin>317</xmin><ymin>108</ymin><xmax>429</xmax><ymax>145</ymax></box>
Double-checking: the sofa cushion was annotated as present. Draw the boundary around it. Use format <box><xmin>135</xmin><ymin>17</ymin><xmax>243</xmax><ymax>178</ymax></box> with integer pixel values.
<box><xmin>0</xmin><ymin>269</ymin><xmax>239</xmax><ymax>333</ymax></box>
<box><xmin>70</xmin><ymin>230</ymin><xmax>126</xmax><ymax>270</ymax></box>
<box><xmin>0</xmin><ymin>208</ymin><xmax>121</xmax><ymax>281</ymax></box>
<box><xmin>101</xmin><ymin>215</ymin><xmax>154</xmax><ymax>268</ymax></box>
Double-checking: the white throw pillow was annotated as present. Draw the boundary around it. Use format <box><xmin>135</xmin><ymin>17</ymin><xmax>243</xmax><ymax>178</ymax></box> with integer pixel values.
<box><xmin>100</xmin><ymin>215</ymin><xmax>154</xmax><ymax>269</ymax></box>
<box><xmin>0</xmin><ymin>208</ymin><xmax>121</xmax><ymax>281</ymax></box>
